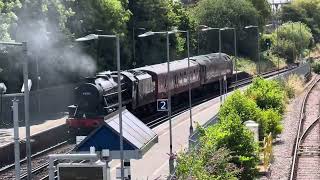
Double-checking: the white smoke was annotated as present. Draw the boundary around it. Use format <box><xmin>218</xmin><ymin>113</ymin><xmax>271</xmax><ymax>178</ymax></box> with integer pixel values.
<box><xmin>13</xmin><ymin>10</ymin><xmax>97</xmax><ymax>83</ymax></box>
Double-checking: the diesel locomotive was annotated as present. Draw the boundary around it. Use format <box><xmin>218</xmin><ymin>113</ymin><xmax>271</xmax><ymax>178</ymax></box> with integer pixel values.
<box><xmin>66</xmin><ymin>53</ymin><xmax>233</xmax><ymax>130</ymax></box>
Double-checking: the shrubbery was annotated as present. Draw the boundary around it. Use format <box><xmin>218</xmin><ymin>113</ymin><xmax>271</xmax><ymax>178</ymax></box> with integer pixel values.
<box><xmin>176</xmin><ymin>77</ymin><xmax>296</xmax><ymax>179</ymax></box>
<box><xmin>259</xmin><ymin>109</ymin><xmax>283</xmax><ymax>138</ymax></box>
<box><xmin>176</xmin><ymin>112</ymin><xmax>258</xmax><ymax>180</ymax></box>
<box><xmin>312</xmin><ymin>61</ymin><xmax>320</xmax><ymax>74</ymax></box>
<box><xmin>270</xmin><ymin>22</ymin><xmax>313</xmax><ymax>63</ymax></box>
<box><xmin>245</xmin><ymin>77</ymin><xmax>286</xmax><ymax>113</ymax></box>
<box><xmin>279</xmin><ymin>74</ymin><xmax>305</xmax><ymax>98</ymax></box>
<box><xmin>219</xmin><ymin>90</ymin><xmax>260</xmax><ymax>123</ymax></box>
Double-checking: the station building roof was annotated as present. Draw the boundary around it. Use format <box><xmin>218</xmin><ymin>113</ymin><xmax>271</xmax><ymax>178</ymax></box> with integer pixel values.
<box><xmin>74</xmin><ymin>109</ymin><xmax>158</xmax><ymax>159</ymax></box>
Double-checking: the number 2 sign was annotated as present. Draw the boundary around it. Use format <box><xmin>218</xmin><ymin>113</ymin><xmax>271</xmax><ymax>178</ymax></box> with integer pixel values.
<box><xmin>157</xmin><ymin>99</ymin><xmax>169</xmax><ymax>111</ymax></box>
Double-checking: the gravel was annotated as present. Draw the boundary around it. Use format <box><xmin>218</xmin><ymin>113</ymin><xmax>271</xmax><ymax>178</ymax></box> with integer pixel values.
<box><xmin>260</xmin><ymin>75</ymin><xmax>319</xmax><ymax>180</ymax></box>
<box><xmin>0</xmin><ymin>144</ymin><xmax>74</xmax><ymax>180</ymax></box>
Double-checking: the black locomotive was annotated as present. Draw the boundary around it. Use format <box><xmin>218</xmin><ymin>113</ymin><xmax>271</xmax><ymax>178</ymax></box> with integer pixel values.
<box><xmin>67</xmin><ymin>53</ymin><xmax>233</xmax><ymax>129</ymax></box>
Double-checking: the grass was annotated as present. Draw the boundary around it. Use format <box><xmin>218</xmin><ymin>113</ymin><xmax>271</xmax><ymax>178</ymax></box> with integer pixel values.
<box><xmin>283</xmin><ymin>74</ymin><xmax>305</xmax><ymax>98</ymax></box>
<box><xmin>235</xmin><ymin>51</ymin><xmax>287</xmax><ymax>75</ymax></box>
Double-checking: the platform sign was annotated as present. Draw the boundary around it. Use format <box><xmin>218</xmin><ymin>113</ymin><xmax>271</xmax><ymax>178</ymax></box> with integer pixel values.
<box><xmin>57</xmin><ymin>163</ymin><xmax>107</xmax><ymax>180</ymax></box>
<box><xmin>157</xmin><ymin>99</ymin><xmax>169</xmax><ymax>111</ymax></box>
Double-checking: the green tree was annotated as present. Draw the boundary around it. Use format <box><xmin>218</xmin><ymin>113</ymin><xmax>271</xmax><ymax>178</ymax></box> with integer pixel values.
<box><xmin>270</xmin><ymin>22</ymin><xmax>313</xmax><ymax>62</ymax></box>
<box><xmin>191</xmin><ymin>0</ymin><xmax>260</xmax><ymax>58</ymax></box>
<box><xmin>129</xmin><ymin>0</ymin><xmax>195</xmax><ymax>67</ymax></box>
<box><xmin>281</xmin><ymin>0</ymin><xmax>320</xmax><ymax>42</ymax></box>
<box><xmin>202</xmin><ymin>112</ymin><xmax>259</xmax><ymax>179</ymax></box>
<box><xmin>69</xmin><ymin>0</ymin><xmax>131</xmax><ymax>71</ymax></box>
<box><xmin>246</xmin><ymin>0</ymin><xmax>271</xmax><ymax>25</ymax></box>
<box><xmin>0</xmin><ymin>0</ymin><xmax>21</xmax><ymax>41</ymax></box>
<box><xmin>219</xmin><ymin>90</ymin><xmax>260</xmax><ymax>123</ymax></box>
<box><xmin>245</xmin><ymin>77</ymin><xmax>286</xmax><ymax>113</ymax></box>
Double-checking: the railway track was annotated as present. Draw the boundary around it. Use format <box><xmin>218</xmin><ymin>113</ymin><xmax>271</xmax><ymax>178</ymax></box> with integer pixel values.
<box><xmin>289</xmin><ymin>76</ymin><xmax>320</xmax><ymax>180</ymax></box>
<box><xmin>0</xmin><ymin>141</ymin><xmax>74</xmax><ymax>180</ymax></box>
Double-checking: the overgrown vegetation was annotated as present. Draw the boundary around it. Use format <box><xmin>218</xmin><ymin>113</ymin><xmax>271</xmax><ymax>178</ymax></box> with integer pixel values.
<box><xmin>280</xmin><ymin>74</ymin><xmax>305</xmax><ymax>98</ymax></box>
<box><xmin>281</xmin><ymin>0</ymin><xmax>320</xmax><ymax>42</ymax></box>
<box><xmin>312</xmin><ymin>61</ymin><xmax>320</xmax><ymax>74</ymax></box>
<box><xmin>176</xmin><ymin>75</ymin><xmax>305</xmax><ymax>179</ymax></box>
<box><xmin>270</xmin><ymin>22</ymin><xmax>313</xmax><ymax>63</ymax></box>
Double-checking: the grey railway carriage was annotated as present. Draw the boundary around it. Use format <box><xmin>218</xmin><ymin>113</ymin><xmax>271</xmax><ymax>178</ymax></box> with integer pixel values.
<box><xmin>67</xmin><ymin>53</ymin><xmax>234</xmax><ymax>129</ymax></box>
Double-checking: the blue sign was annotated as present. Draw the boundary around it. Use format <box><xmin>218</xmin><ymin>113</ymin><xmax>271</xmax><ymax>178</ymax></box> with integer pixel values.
<box><xmin>157</xmin><ymin>99</ymin><xmax>168</xmax><ymax>111</ymax></box>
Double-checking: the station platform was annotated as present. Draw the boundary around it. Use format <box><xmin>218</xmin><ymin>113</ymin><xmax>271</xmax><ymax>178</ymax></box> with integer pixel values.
<box><xmin>0</xmin><ymin>115</ymin><xmax>67</xmax><ymax>147</ymax></box>
<box><xmin>109</xmin><ymin>95</ymin><xmax>223</xmax><ymax>179</ymax></box>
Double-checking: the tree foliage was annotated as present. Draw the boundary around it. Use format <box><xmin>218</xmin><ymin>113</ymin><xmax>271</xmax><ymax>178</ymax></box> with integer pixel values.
<box><xmin>130</xmin><ymin>0</ymin><xmax>195</xmax><ymax>67</ymax></box>
<box><xmin>270</xmin><ymin>22</ymin><xmax>313</xmax><ymax>62</ymax></box>
<box><xmin>245</xmin><ymin>77</ymin><xmax>286</xmax><ymax>113</ymax></box>
<box><xmin>0</xmin><ymin>0</ymin><xmax>21</xmax><ymax>41</ymax></box>
<box><xmin>219</xmin><ymin>90</ymin><xmax>260</xmax><ymax>123</ymax></box>
<box><xmin>176</xmin><ymin>112</ymin><xmax>258</xmax><ymax>180</ymax></box>
<box><xmin>281</xmin><ymin>0</ymin><xmax>320</xmax><ymax>42</ymax></box>
<box><xmin>191</xmin><ymin>0</ymin><xmax>261</xmax><ymax>58</ymax></box>
<box><xmin>246</xmin><ymin>0</ymin><xmax>271</xmax><ymax>25</ymax></box>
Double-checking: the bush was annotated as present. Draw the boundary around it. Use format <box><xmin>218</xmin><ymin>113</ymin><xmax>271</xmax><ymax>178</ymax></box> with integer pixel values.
<box><xmin>219</xmin><ymin>90</ymin><xmax>260</xmax><ymax>123</ymax></box>
<box><xmin>312</xmin><ymin>61</ymin><xmax>320</xmax><ymax>74</ymax></box>
<box><xmin>259</xmin><ymin>109</ymin><xmax>283</xmax><ymax>138</ymax></box>
<box><xmin>280</xmin><ymin>74</ymin><xmax>305</xmax><ymax>98</ymax></box>
<box><xmin>245</xmin><ymin>77</ymin><xmax>286</xmax><ymax>113</ymax></box>
<box><xmin>176</xmin><ymin>148</ymin><xmax>240</xmax><ymax>180</ymax></box>
<box><xmin>270</xmin><ymin>22</ymin><xmax>313</xmax><ymax>63</ymax></box>
<box><xmin>281</xmin><ymin>0</ymin><xmax>320</xmax><ymax>42</ymax></box>
<box><xmin>202</xmin><ymin>112</ymin><xmax>259</xmax><ymax>180</ymax></box>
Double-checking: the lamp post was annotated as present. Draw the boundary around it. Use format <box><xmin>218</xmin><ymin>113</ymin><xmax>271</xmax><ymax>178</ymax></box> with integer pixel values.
<box><xmin>245</xmin><ymin>25</ymin><xmax>260</xmax><ymax>74</ymax></box>
<box><xmin>197</xmin><ymin>25</ymin><xmax>220</xmax><ymax>55</ymax></box>
<box><xmin>0</xmin><ymin>83</ymin><xmax>6</xmax><ymax>126</ymax></box>
<box><xmin>139</xmin><ymin>29</ymin><xmax>192</xmax><ymax>173</ymax></box>
<box><xmin>132</xmin><ymin>27</ymin><xmax>146</xmax><ymax>68</ymax></box>
<box><xmin>76</xmin><ymin>34</ymin><xmax>123</xmax><ymax>179</ymax></box>
<box><xmin>220</xmin><ymin>27</ymin><xmax>237</xmax><ymax>84</ymax></box>
<box><xmin>197</xmin><ymin>26</ymin><xmax>224</xmax><ymax>105</ymax></box>
<box><xmin>0</xmin><ymin>41</ymin><xmax>31</xmax><ymax>180</ymax></box>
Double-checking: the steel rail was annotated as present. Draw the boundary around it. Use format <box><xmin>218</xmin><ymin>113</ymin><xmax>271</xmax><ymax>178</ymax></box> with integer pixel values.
<box><xmin>0</xmin><ymin>141</ymin><xmax>68</xmax><ymax>174</ymax></box>
<box><xmin>289</xmin><ymin>76</ymin><xmax>320</xmax><ymax>180</ymax></box>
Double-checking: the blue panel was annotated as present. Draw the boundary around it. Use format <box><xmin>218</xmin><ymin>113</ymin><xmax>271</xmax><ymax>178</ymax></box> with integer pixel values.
<box><xmin>77</xmin><ymin>126</ymin><xmax>136</xmax><ymax>152</ymax></box>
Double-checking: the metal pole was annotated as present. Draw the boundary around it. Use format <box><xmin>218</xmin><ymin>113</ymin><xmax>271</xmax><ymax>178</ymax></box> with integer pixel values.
<box><xmin>167</xmin><ymin>32</ymin><xmax>174</xmax><ymax>174</ymax></box>
<box><xmin>36</xmin><ymin>57</ymin><xmax>40</xmax><ymax>113</ymax></box>
<box><xmin>219</xmin><ymin>78</ymin><xmax>223</xmax><ymax>106</ymax></box>
<box><xmin>0</xmin><ymin>92</ymin><xmax>2</xmax><ymax>124</ymax></box>
<box><xmin>219</xmin><ymin>30</ymin><xmax>223</xmax><ymax>105</ymax></box>
<box><xmin>132</xmin><ymin>25</ymin><xmax>136</xmax><ymax>68</ymax></box>
<box><xmin>224</xmin><ymin>75</ymin><xmax>227</xmax><ymax>102</ymax></box>
<box><xmin>234</xmin><ymin>28</ymin><xmax>237</xmax><ymax>84</ymax></box>
<box><xmin>48</xmin><ymin>157</ymin><xmax>54</xmax><ymax>180</ymax></box>
<box><xmin>299</xmin><ymin>22</ymin><xmax>302</xmax><ymax>62</ymax></box>
<box><xmin>22</xmin><ymin>42</ymin><xmax>32</xmax><ymax>180</ymax></box>
<box><xmin>197</xmin><ymin>31</ymin><xmax>200</xmax><ymax>55</ymax></box>
<box><xmin>116</xmin><ymin>36</ymin><xmax>124</xmax><ymax>180</ymax></box>
<box><xmin>219</xmin><ymin>29</ymin><xmax>222</xmax><ymax>58</ymax></box>
<box><xmin>292</xmin><ymin>23</ymin><xmax>295</xmax><ymax>62</ymax></box>
<box><xmin>257</xmin><ymin>28</ymin><xmax>261</xmax><ymax>74</ymax></box>
<box><xmin>187</xmin><ymin>31</ymin><xmax>193</xmax><ymax>135</ymax></box>
<box><xmin>276</xmin><ymin>19</ymin><xmax>280</xmax><ymax>75</ymax></box>
<box><xmin>13</xmin><ymin>99</ymin><xmax>20</xmax><ymax>180</ymax></box>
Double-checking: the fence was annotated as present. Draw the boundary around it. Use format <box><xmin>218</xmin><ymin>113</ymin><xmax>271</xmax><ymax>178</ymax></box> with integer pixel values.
<box><xmin>0</xmin><ymin>84</ymin><xmax>77</xmax><ymax>128</ymax></box>
<box><xmin>262</xmin><ymin>133</ymin><xmax>273</xmax><ymax>171</ymax></box>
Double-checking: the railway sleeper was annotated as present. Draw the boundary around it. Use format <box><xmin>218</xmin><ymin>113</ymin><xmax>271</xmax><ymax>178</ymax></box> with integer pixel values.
<box><xmin>298</xmin><ymin>146</ymin><xmax>320</xmax><ymax>156</ymax></box>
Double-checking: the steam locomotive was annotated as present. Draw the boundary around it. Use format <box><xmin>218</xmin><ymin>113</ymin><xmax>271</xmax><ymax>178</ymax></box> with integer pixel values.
<box><xmin>66</xmin><ymin>53</ymin><xmax>233</xmax><ymax>131</ymax></box>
